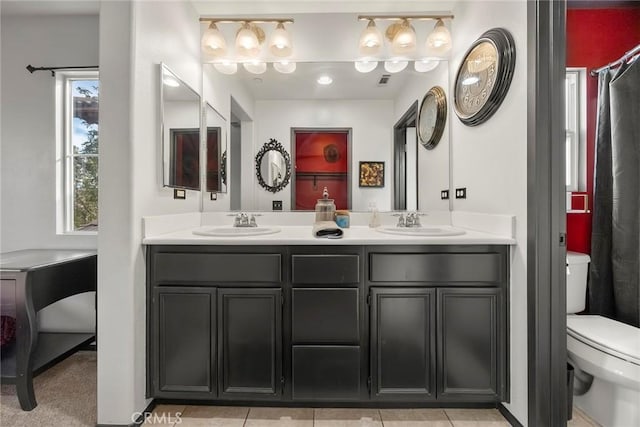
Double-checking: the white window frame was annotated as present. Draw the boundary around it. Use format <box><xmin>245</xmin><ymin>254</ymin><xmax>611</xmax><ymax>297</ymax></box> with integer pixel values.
<box><xmin>565</xmin><ymin>68</ymin><xmax>587</xmax><ymax>192</ymax></box>
<box><xmin>55</xmin><ymin>70</ymin><xmax>99</xmax><ymax>234</ymax></box>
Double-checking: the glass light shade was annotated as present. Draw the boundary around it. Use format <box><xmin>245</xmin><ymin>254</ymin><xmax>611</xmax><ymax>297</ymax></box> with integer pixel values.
<box><xmin>243</xmin><ymin>61</ymin><xmax>267</xmax><ymax>74</ymax></box>
<box><xmin>358</xmin><ymin>20</ymin><xmax>383</xmax><ymax>56</ymax></box>
<box><xmin>201</xmin><ymin>23</ymin><xmax>227</xmax><ymax>60</ymax></box>
<box><xmin>236</xmin><ymin>23</ymin><xmax>261</xmax><ymax>58</ymax></box>
<box><xmin>269</xmin><ymin>23</ymin><xmax>293</xmax><ymax>57</ymax></box>
<box><xmin>384</xmin><ymin>60</ymin><xmax>408</xmax><ymax>73</ymax></box>
<box><xmin>273</xmin><ymin>61</ymin><xmax>296</xmax><ymax>73</ymax></box>
<box><xmin>414</xmin><ymin>59</ymin><xmax>439</xmax><ymax>73</ymax></box>
<box><xmin>213</xmin><ymin>62</ymin><xmax>238</xmax><ymax>75</ymax></box>
<box><xmin>354</xmin><ymin>60</ymin><xmax>378</xmax><ymax>73</ymax></box>
<box><xmin>391</xmin><ymin>21</ymin><xmax>416</xmax><ymax>55</ymax></box>
<box><xmin>426</xmin><ymin>19</ymin><xmax>452</xmax><ymax>56</ymax></box>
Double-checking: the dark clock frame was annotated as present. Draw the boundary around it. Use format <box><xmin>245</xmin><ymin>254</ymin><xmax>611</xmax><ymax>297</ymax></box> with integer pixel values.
<box><xmin>418</xmin><ymin>85</ymin><xmax>447</xmax><ymax>150</ymax></box>
<box><xmin>453</xmin><ymin>27</ymin><xmax>516</xmax><ymax>127</ymax></box>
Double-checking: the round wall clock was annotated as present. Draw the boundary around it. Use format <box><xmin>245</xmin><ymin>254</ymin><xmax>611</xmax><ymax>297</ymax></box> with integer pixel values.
<box><xmin>417</xmin><ymin>86</ymin><xmax>447</xmax><ymax>150</ymax></box>
<box><xmin>453</xmin><ymin>28</ymin><xmax>516</xmax><ymax>126</ymax></box>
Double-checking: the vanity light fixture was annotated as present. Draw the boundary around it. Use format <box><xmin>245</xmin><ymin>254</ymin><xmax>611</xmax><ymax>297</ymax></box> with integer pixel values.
<box><xmin>273</xmin><ymin>60</ymin><xmax>296</xmax><ymax>74</ymax></box>
<box><xmin>414</xmin><ymin>58</ymin><xmax>439</xmax><ymax>73</ymax></box>
<box><xmin>243</xmin><ymin>60</ymin><xmax>267</xmax><ymax>74</ymax></box>
<box><xmin>201</xmin><ymin>22</ymin><xmax>227</xmax><ymax>60</ymax></box>
<box><xmin>200</xmin><ymin>17</ymin><xmax>295</xmax><ymax>66</ymax></box>
<box><xmin>354</xmin><ymin>60</ymin><xmax>378</xmax><ymax>73</ymax></box>
<box><xmin>425</xmin><ymin>19</ymin><xmax>452</xmax><ymax>56</ymax></box>
<box><xmin>213</xmin><ymin>61</ymin><xmax>238</xmax><ymax>75</ymax></box>
<box><xmin>269</xmin><ymin>22</ymin><xmax>293</xmax><ymax>57</ymax></box>
<box><xmin>355</xmin><ymin>14</ymin><xmax>454</xmax><ymax>73</ymax></box>
<box><xmin>358</xmin><ymin>19</ymin><xmax>383</xmax><ymax>56</ymax></box>
<box><xmin>384</xmin><ymin>59</ymin><xmax>408</xmax><ymax>73</ymax></box>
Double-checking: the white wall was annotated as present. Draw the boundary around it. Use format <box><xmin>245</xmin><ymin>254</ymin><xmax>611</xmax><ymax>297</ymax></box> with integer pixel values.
<box><xmin>393</xmin><ymin>62</ymin><xmax>451</xmax><ymax>212</ymax></box>
<box><xmin>0</xmin><ymin>14</ymin><xmax>98</xmax><ymax>332</ymax></box>
<box><xmin>451</xmin><ymin>1</ymin><xmax>528</xmax><ymax>424</ymax></box>
<box><xmin>98</xmin><ymin>0</ymin><xmax>204</xmax><ymax>424</ymax></box>
<box><xmin>254</xmin><ymin>99</ymin><xmax>394</xmax><ymax>211</ymax></box>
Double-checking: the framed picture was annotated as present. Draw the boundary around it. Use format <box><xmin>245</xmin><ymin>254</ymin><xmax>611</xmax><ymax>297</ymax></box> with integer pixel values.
<box><xmin>359</xmin><ymin>161</ymin><xmax>385</xmax><ymax>187</ymax></box>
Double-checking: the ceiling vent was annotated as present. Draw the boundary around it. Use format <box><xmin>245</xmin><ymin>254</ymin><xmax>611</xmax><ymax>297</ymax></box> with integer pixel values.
<box><xmin>377</xmin><ymin>74</ymin><xmax>391</xmax><ymax>86</ymax></box>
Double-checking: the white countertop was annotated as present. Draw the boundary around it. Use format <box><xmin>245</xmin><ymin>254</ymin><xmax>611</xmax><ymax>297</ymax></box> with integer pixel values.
<box><xmin>142</xmin><ymin>225</ymin><xmax>515</xmax><ymax>246</ymax></box>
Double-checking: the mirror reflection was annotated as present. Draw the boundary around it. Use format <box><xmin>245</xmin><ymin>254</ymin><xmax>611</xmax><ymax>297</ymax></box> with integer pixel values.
<box><xmin>203</xmin><ymin>60</ymin><xmax>450</xmax><ymax>211</ymax></box>
<box><xmin>205</xmin><ymin>102</ymin><xmax>227</xmax><ymax>193</ymax></box>
<box><xmin>161</xmin><ymin>63</ymin><xmax>201</xmax><ymax>190</ymax></box>
<box><xmin>256</xmin><ymin>138</ymin><xmax>291</xmax><ymax>193</ymax></box>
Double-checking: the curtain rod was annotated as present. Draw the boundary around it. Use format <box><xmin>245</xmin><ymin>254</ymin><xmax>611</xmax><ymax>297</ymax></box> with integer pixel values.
<box><xmin>590</xmin><ymin>43</ymin><xmax>640</xmax><ymax>76</ymax></box>
<box><xmin>26</xmin><ymin>64</ymin><xmax>98</xmax><ymax>77</ymax></box>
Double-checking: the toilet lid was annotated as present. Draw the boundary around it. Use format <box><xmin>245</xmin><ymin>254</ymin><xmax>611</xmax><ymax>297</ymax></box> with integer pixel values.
<box><xmin>567</xmin><ymin>315</ymin><xmax>640</xmax><ymax>366</ymax></box>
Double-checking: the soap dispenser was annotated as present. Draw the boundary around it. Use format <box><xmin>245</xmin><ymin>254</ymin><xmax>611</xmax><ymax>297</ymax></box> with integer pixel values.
<box><xmin>315</xmin><ymin>187</ymin><xmax>336</xmax><ymax>222</ymax></box>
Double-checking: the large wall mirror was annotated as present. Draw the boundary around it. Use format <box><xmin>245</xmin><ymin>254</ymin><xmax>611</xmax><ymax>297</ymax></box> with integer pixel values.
<box><xmin>160</xmin><ymin>63</ymin><xmax>202</xmax><ymax>190</ymax></box>
<box><xmin>205</xmin><ymin>102</ymin><xmax>228</xmax><ymax>193</ymax></box>
<box><xmin>203</xmin><ymin>59</ymin><xmax>451</xmax><ymax>212</ymax></box>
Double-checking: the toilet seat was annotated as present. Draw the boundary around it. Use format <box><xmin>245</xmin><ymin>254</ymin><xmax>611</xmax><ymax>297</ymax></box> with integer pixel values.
<box><xmin>567</xmin><ymin>315</ymin><xmax>640</xmax><ymax>366</ymax></box>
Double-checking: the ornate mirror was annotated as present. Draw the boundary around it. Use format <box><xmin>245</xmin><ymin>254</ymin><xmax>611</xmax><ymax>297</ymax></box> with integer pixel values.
<box><xmin>418</xmin><ymin>86</ymin><xmax>447</xmax><ymax>149</ymax></box>
<box><xmin>255</xmin><ymin>138</ymin><xmax>291</xmax><ymax>193</ymax></box>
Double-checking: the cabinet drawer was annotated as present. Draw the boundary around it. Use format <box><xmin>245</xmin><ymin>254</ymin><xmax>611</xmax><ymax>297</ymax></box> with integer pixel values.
<box><xmin>292</xmin><ymin>346</ymin><xmax>360</xmax><ymax>400</ymax></box>
<box><xmin>292</xmin><ymin>288</ymin><xmax>359</xmax><ymax>344</ymax></box>
<box><xmin>369</xmin><ymin>253</ymin><xmax>503</xmax><ymax>283</ymax></box>
<box><xmin>153</xmin><ymin>253</ymin><xmax>281</xmax><ymax>283</ymax></box>
<box><xmin>291</xmin><ymin>255</ymin><xmax>359</xmax><ymax>285</ymax></box>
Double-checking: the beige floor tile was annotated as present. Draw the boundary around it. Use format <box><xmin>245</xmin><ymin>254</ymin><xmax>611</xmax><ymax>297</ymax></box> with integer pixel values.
<box><xmin>569</xmin><ymin>407</ymin><xmax>602</xmax><ymax>427</ymax></box>
<box><xmin>244</xmin><ymin>407</ymin><xmax>313</xmax><ymax>426</ymax></box>
<box><xmin>142</xmin><ymin>404</ymin><xmax>187</xmax><ymax>426</ymax></box>
<box><xmin>444</xmin><ymin>409</ymin><xmax>510</xmax><ymax>427</ymax></box>
<box><xmin>178</xmin><ymin>405</ymin><xmax>249</xmax><ymax>427</ymax></box>
<box><xmin>314</xmin><ymin>408</ymin><xmax>382</xmax><ymax>427</ymax></box>
<box><xmin>380</xmin><ymin>408</ymin><xmax>453</xmax><ymax>427</ymax></box>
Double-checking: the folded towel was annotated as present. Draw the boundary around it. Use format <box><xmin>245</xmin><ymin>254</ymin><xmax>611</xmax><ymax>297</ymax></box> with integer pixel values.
<box><xmin>312</xmin><ymin>221</ymin><xmax>344</xmax><ymax>239</ymax></box>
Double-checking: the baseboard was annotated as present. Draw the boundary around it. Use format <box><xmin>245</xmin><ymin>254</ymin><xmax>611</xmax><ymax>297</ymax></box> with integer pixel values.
<box><xmin>498</xmin><ymin>404</ymin><xmax>524</xmax><ymax>427</ymax></box>
<box><xmin>95</xmin><ymin>400</ymin><xmax>155</xmax><ymax>427</ymax></box>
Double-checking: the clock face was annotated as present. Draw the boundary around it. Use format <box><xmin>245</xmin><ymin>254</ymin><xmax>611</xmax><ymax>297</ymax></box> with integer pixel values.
<box><xmin>418</xmin><ymin>86</ymin><xmax>447</xmax><ymax>150</ymax></box>
<box><xmin>455</xmin><ymin>41</ymin><xmax>499</xmax><ymax>118</ymax></box>
<box><xmin>453</xmin><ymin>28</ymin><xmax>516</xmax><ymax>126</ymax></box>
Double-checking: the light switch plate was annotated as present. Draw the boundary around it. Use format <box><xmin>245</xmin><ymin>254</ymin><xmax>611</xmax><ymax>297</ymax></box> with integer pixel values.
<box><xmin>173</xmin><ymin>189</ymin><xmax>186</xmax><ymax>199</ymax></box>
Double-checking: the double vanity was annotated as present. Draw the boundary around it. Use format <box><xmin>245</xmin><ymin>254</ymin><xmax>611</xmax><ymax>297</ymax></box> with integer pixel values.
<box><xmin>144</xmin><ymin>212</ymin><xmax>514</xmax><ymax>407</ymax></box>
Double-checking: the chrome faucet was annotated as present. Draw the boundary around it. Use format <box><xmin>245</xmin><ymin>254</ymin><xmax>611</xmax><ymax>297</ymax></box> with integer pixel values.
<box><xmin>233</xmin><ymin>212</ymin><xmax>258</xmax><ymax>227</ymax></box>
<box><xmin>405</xmin><ymin>212</ymin><xmax>423</xmax><ymax>228</ymax></box>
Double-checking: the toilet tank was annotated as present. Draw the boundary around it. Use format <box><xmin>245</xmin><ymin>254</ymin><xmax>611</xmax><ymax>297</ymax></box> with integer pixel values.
<box><xmin>566</xmin><ymin>251</ymin><xmax>590</xmax><ymax>314</ymax></box>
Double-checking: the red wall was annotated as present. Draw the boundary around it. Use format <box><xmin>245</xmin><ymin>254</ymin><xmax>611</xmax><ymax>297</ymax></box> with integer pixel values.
<box><xmin>565</xmin><ymin>7</ymin><xmax>640</xmax><ymax>254</ymax></box>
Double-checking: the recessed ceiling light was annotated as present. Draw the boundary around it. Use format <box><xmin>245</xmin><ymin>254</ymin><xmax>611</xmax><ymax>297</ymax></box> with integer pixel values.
<box><xmin>317</xmin><ymin>75</ymin><xmax>333</xmax><ymax>85</ymax></box>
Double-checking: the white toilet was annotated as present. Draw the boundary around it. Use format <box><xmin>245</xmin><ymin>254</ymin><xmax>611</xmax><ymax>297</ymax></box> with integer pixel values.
<box><xmin>566</xmin><ymin>251</ymin><xmax>640</xmax><ymax>427</ymax></box>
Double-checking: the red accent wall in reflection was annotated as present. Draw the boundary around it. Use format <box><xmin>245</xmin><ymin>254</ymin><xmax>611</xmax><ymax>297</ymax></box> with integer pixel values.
<box><xmin>294</xmin><ymin>131</ymin><xmax>349</xmax><ymax>210</ymax></box>
<box><xmin>565</xmin><ymin>7</ymin><xmax>640</xmax><ymax>254</ymax></box>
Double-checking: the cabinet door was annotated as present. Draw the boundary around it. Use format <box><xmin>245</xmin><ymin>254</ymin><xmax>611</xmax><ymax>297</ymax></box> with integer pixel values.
<box><xmin>218</xmin><ymin>288</ymin><xmax>282</xmax><ymax>399</ymax></box>
<box><xmin>437</xmin><ymin>288</ymin><xmax>504</xmax><ymax>401</ymax></box>
<box><xmin>370</xmin><ymin>288</ymin><xmax>436</xmax><ymax>400</ymax></box>
<box><xmin>152</xmin><ymin>287</ymin><xmax>216</xmax><ymax>399</ymax></box>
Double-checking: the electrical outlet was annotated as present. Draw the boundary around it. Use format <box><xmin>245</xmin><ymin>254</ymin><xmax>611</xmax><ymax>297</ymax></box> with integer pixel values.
<box><xmin>272</xmin><ymin>200</ymin><xmax>283</xmax><ymax>211</ymax></box>
<box><xmin>441</xmin><ymin>189</ymin><xmax>450</xmax><ymax>200</ymax></box>
<box><xmin>173</xmin><ymin>189</ymin><xmax>186</xmax><ymax>200</ymax></box>
<box><xmin>455</xmin><ymin>188</ymin><xmax>467</xmax><ymax>199</ymax></box>
<box><xmin>210</xmin><ymin>192</ymin><xmax>217</xmax><ymax>201</ymax></box>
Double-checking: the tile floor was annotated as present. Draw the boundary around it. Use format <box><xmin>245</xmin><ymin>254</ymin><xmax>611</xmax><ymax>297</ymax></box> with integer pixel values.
<box><xmin>143</xmin><ymin>405</ymin><xmax>601</xmax><ymax>426</ymax></box>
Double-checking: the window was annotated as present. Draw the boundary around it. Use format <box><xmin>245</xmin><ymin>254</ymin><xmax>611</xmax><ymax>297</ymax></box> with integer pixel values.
<box><xmin>565</xmin><ymin>68</ymin><xmax>586</xmax><ymax>192</ymax></box>
<box><xmin>56</xmin><ymin>71</ymin><xmax>99</xmax><ymax>233</ymax></box>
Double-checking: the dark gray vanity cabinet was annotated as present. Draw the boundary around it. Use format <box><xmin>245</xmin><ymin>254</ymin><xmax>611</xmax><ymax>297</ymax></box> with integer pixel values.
<box><xmin>437</xmin><ymin>288</ymin><xmax>505</xmax><ymax>401</ymax></box>
<box><xmin>367</xmin><ymin>245</ymin><xmax>508</xmax><ymax>403</ymax></box>
<box><xmin>370</xmin><ymin>288</ymin><xmax>436</xmax><ymax>400</ymax></box>
<box><xmin>289</xmin><ymin>248</ymin><xmax>364</xmax><ymax>401</ymax></box>
<box><xmin>218</xmin><ymin>288</ymin><xmax>282</xmax><ymax>399</ymax></box>
<box><xmin>152</xmin><ymin>287</ymin><xmax>216</xmax><ymax>399</ymax></box>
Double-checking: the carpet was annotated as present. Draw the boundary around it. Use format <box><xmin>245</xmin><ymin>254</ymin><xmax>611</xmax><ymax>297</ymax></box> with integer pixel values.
<box><xmin>0</xmin><ymin>351</ymin><xmax>96</xmax><ymax>427</ymax></box>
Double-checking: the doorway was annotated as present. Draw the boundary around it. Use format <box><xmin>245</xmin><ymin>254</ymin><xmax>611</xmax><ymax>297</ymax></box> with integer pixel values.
<box><xmin>393</xmin><ymin>102</ymin><xmax>418</xmax><ymax>211</ymax></box>
<box><xmin>230</xmin><ymin>97</ymin><xmax>250</xmax><ymax>211</ymax></box>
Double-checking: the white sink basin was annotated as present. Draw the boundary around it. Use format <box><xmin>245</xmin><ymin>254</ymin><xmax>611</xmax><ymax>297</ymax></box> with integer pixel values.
<box><xmin>193</xmin><ymin>226</ymin><xmax>281</xmax><ymax>237</ymax></box>
<box><xmin>376</xmin><ymin>226</ymin><xmax>466</xmax><ymax>237</ymax></box>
